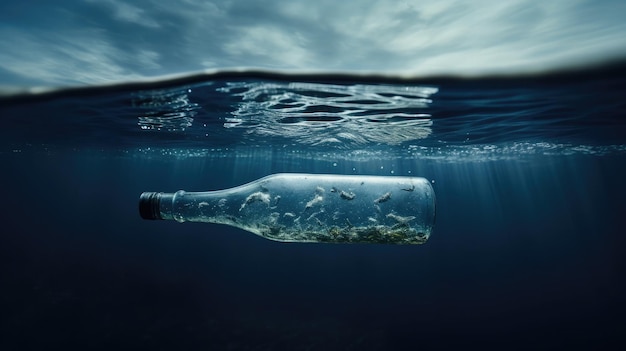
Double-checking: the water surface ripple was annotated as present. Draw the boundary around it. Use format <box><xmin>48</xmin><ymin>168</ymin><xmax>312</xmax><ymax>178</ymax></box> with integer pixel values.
<box><xmin>1</xmin><ymin>65</ymin><xmax>625</xmax><ymax>160</ymax></box>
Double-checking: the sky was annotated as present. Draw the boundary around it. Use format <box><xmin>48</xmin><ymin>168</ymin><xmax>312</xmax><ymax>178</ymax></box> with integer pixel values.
<box><xmin>0</xmin><ymin>0</ymin><xmax>625</xmax><ymax>88</ymax></box>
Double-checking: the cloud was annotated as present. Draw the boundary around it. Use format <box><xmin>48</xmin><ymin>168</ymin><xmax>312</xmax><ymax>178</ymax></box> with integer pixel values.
<box><xmin>0</xmin><ymin>0</ymin><xmax>625</xmax><ymax>87</ymax></box>
<box><xmin>85</xmin><ymin>0</ymin><xmax>161</xmax><ymax>28</ymax></box>
<box><xmin>0</xmin><ymin>28</ymin><xmax>156</xmax><ymax>86</ymax></box>
<box><xmin>223</xmin><ymin>25</ymin><xmax>312</xmax><ymax>68</ymax></box>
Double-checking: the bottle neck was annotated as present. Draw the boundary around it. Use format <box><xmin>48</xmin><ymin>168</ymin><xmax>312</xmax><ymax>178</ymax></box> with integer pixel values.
<box><xmin>138</xmin><ymin>191</ymin><xmax>179</xmax><ymax>221</ymax></box>
<box><xmin>157</xmin><ymin>192</ymin><xmax>178</xmax><ymax>221</ymax></box>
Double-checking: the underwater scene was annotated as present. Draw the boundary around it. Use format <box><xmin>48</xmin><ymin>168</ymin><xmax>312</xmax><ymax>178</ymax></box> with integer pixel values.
<box><xmin>1</xmin><ymin>64</ymin><xmax>625</xmax><ymax>349</ymax></box>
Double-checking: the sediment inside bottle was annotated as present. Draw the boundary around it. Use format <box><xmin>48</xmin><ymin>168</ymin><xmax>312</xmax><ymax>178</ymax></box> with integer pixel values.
<box><xmin>192</xmin><ymin>200</ymin><xmax>431</xmax><ymax>244</ymax></box>
<box><xmin>203</xmin><ymin>215</ymin><xmax>429</xmax><ymax>244</ymax></box>
<box><xmin>259</xmin><ymin>224</ymin><xmax>430</xmax><ymax>244</ymax></box>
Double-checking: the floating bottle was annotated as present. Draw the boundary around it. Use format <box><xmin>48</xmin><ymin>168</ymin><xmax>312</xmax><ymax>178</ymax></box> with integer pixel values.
<box><xmin>139</xmin><ymin>173</ymin><xmax>436</xmax><ymax>244</ymax></box>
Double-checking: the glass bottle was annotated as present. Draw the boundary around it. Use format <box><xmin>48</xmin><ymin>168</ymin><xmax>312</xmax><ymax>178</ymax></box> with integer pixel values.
<box><xmin>139</xmin><ymin>173</ymin><xmax>436</xmax><ymax>244</ymax></box>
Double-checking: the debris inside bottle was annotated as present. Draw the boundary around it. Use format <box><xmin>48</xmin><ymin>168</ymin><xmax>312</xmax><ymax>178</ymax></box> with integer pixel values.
<box><xmin>339</xmin><ymin>190</ymin><xmax>356</xmax><ymax>200</ymax></box>
<box><xmin>272</xmin><ymin>195</ymin><xmax>281</xmax><ymax>208</ymax></box>
<box><xmin>401</xmin><ymin>184</ymin><xmax>415</xmax><ymax>192</ymax></box>
<box><xmin>240</xmin><ymin>191</ymin><xmax>271</xmax><ymax>211</ymax></box>
<box><xmin>305</xmin><ymin>186</ymin><xmax>325</xmax><ymax>210</ymax></box>
<box><xmin>386</xmin><ymin>213</ymin><xmax>416</xmax><ymax>226</ymax></box>
<box><xmin>374</xmin><ymin>192</ymin><xmax>391</xmax><ymax>203</ymax></box>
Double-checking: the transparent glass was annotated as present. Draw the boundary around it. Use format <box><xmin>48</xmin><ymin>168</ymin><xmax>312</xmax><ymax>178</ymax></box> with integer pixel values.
<box><xmin>142</xmin><ymin>173</ymin><xmax>436</xmax><ymax>244</ymax></box>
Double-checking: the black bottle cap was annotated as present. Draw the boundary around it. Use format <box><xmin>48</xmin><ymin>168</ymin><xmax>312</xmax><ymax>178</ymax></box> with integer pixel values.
<box><xmin>139</xmin><ymin>192</ymin><xmax>162</xmax><ymax>220</ymax></box>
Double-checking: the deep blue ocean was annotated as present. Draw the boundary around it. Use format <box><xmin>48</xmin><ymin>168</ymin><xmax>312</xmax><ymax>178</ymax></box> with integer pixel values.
<box><xmin>1</xmin><ymin>64</ymin><xmax>625</xmax><ymax>350</ymax></box>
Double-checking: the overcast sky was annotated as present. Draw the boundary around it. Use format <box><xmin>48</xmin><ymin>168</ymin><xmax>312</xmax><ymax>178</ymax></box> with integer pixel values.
<box><xmin>1</xmin><ymin>0</ymin><xmax>625</xmax><ymax>87</ymax></box>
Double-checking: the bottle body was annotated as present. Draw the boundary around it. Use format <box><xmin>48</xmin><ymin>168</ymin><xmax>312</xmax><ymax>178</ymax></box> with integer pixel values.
<box><xmin>140</xmin><ymin>173</ymin><xmax>435</xmax><ymax>244</ymax></box>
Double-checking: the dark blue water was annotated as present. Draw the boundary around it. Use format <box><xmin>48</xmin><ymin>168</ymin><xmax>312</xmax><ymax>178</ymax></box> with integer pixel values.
<box><xmin>1</xmin><ymin>65</ymin><xmax>625</xmax><ymax>350</ymax></box>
